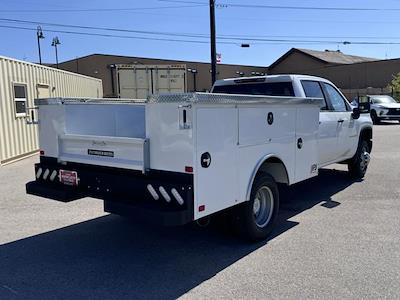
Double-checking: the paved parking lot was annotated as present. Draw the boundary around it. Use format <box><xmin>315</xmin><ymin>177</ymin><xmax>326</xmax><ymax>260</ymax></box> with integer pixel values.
<box><xmin>1</xmin><ymin>123</ymin><xmax>400</xmax><ymax>299</ymax></box>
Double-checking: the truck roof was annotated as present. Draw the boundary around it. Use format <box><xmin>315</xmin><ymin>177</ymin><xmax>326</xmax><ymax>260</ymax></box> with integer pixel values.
<box><xmin>213</xmin><ymin>74</ymin><xmax>332</xmax><ymax>87</ymax></box>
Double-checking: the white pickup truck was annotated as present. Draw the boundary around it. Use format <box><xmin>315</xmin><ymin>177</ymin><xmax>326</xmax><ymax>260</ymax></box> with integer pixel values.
<box><xmin>26</xmin><ymin>75</ymin><xmax>372</xmax><ymax>241</ymax></box>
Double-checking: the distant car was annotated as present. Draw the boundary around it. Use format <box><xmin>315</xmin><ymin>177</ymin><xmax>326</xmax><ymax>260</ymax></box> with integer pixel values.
<box><xmin>352</xmin><ymin>95</ymin><xmax>400</xmax><ymax>124</ymax></box>
<box><xmin>367</xmin><ymin>95</ymin><xmax>400</xmax><ymax>124</ymax></box>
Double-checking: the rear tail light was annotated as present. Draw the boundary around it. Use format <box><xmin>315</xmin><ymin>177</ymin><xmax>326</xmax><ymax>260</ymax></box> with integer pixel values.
<box><xmin>159</xmin><ymin>186</ymin><xmax>171</xmax><ymax>203</ymax></box>
<box><xmin>39</xmin><ymin>150</ymin><xmax>45</xmax><ymax>156</ymax></box>
<box><xmin>171</xmin><ymin>188</ymin><xmax>184</xmax><ymax>205</ymax></box>
<box><xmin>146</xmin><ymin>184</ymin><xmax>159</xmax><ymax>200</ymax></box>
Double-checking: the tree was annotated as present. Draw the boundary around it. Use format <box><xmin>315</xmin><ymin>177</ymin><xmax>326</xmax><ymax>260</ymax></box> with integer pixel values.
<box><xmin>388</xmin><ymin>73</ymin><xmax>400</xmax><ymax>101</ymax></box>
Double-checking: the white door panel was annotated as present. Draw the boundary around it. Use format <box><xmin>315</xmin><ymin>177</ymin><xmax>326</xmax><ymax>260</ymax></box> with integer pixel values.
<box><xmin>336</xmin><ymin>112</ymin><xmax>355</xmax><ymax>159</ymax></box>
<box><xmin>194</xmin><ymin>107</ymin><xmax>238</xmax><ymax>220</ymax></box>
<box><xmin>295</xmin><ymin>107</ymin><xmax>320</xmax><ymax>182</ymax></box>
<box><xmin>318</xmin><ymin>112</ymin><xmax>339</xmax><ymax>165</ymax></box>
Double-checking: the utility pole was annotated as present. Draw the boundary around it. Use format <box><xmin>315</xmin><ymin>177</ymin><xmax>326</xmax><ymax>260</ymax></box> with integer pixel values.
<box><xmin>209</xmin><ymin>0</ymin><xmax>217</xmax><ymax>85</ymax></box>
<box><xmin>36</xmin><ymin>26</ymin><xmax>44</xmax><ymax>65</ymax></box>
<box><xmin>51</xmin><ymin>37</ymin><xmax>61</xmax><ymax>69</ymax></box>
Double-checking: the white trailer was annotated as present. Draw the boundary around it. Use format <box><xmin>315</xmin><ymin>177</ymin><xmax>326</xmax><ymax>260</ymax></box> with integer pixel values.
<box><xmin>26</xmin><ymin>75</ymin><xmax>373</xmax><ymax>241</ymax></box>
<box><xmin>116</xmin><ymin>64</ymin><xmax>187</xmax><ymax>99</ymax></box>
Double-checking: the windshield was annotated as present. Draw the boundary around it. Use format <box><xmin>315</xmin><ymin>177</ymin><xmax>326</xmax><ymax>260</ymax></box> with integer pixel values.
<box><xmin>371</xmin><ymin>96</ymin><xmax>397</xmax><ymax>104</ymax></box>
<box><xmin>212</xmin><ymin>82</ymin><xmax>295</xmax><ymax>97</ymax></box>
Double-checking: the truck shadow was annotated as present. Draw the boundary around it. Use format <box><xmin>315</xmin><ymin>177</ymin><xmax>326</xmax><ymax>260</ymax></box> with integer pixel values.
<box><xmin>0</xmin><ymin>169</ymin><xmax>357</xmax><ymax>299</ymax></box>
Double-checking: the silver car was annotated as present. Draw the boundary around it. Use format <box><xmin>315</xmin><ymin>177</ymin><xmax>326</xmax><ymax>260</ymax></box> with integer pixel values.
<box><xmin>352</xmin><ymin>95</ymin><xmax>400</xmax><ymax>124</ymax></box>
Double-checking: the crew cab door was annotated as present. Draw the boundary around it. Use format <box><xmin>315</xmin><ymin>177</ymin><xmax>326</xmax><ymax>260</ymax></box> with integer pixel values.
<box><xmin>321</xmin><ymin>83</ymin><xmax>357</xmax><ymax>160</ymax></box>
<box><xmin>301</xmin><ymin>80</ymin><xmax>338</xmax><ymax>165</ymax></box>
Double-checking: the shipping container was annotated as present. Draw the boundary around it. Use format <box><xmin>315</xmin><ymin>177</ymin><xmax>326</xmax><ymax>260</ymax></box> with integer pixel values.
<box><xmin>115</xmin><ymin>64</ymin><xmax>187</xmax><ymax>98</ymax></box>
<box><xmin>0</xmin><ymin>55</ymin><xmax>103</xmax><ymax>165</ymax></box>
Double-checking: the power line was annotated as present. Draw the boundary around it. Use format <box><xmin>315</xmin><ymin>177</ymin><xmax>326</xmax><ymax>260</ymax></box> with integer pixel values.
<box><xmin>3</xmin><ymin>24</ymin><xmax>400</xmax><ymax>46</ymax></box>
<box><xmin>3</xmin><ymin>17</ymin><xmax>400</xmax><ymax>41</ymax></box>
<box><xmin>0</xmin><ymin>4</ymin><xmax>207</xmax><ymax>13</ymax></box>
<box><xmin>159</xmin><ymin>0</ymin><xmax>400</xmax><ymax>11</ymax></box>
<box><xmin>0</xmin><ymin>24</ymin><xmax>236</xmax><ymax>45</ymax></box>
<box><xmin>0</xmin><ymin>18</ymin><xmax>209</xmax><ymax>39</ymax></box>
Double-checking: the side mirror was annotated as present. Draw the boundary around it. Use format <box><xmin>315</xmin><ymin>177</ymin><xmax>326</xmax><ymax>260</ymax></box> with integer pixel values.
<box><xmin>357</xmin><ymin>96</ymin><xmax>371</xmax><ymax>113</ymax></box>
<box><xmin>352</xmin><ymin>107</ymin><xmax>361</xmax><ymax>120</ymax></box>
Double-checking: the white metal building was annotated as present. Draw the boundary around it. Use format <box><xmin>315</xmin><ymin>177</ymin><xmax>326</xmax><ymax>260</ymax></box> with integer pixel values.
<box><xmin>0</xmin><ymin>55</ymin><xmax>103</xmax><ymax>165</ymax></box>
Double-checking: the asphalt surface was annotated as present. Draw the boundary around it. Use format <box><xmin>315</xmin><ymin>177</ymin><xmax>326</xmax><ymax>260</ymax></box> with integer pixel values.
<box><xmin>1</xmin><ymin>123</ymin><xmax>400</xmax><ymax>300</ymax></box>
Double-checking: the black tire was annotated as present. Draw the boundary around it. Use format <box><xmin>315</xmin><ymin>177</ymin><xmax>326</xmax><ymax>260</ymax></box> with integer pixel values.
<box><xmin>370</xmin><ymin>110</ymin><xmax>380</xmax><ymax>125</ymax></box>
<box><xmin>233</xmin><ymin>173</ymin><xmax>279</xmax><ymax>241</ymax></box>
<box><xmin>348</xmin><ymin>140</ymin><xmax>371</xmax><ymax>179</ymax></box>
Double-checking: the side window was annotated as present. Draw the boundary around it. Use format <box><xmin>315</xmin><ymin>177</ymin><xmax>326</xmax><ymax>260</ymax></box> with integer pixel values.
<box><xmin>322</xmin><ymin>83</ymin><xmax>348</xmax><ymax>112</ymax></box>
<box><xmin>13</xmin><ymin>84</ymin><xmax>27</xmax><ymax>117</ymax></box>
<box><xmin>301</xmin><ymin>80</ymin><xmax>327</xmax><ymax>110</ymax></box>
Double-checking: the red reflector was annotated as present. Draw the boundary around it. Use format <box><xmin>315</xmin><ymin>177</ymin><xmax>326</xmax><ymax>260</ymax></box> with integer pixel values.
<box><xmin>199</xmin><ymin>205</ymin><xmax>205</xmax><ymax>212</ymax></box>
<box><xmin>39</xmin><ymin>150</ymin><xmax>45</xmax><ymax>156</ymax></box>
<box><xmin>185</xmin><ymin>166</ymin><xmax>193</xmax><ymax>173</ymax></box>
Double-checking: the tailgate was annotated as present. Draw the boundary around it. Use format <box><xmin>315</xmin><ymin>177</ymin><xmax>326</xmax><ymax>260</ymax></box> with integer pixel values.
<box><xmin>58</xmin><ymin>134</ymin><xmax>149</xmax><ymax>172</ymax></box>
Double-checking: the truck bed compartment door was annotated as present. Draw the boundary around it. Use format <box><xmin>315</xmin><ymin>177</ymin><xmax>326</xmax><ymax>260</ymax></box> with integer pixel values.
<box><xmin>294</xmin><ymin>107</ymin><xmax>320</xmax><ymax>183</ymax></box>
<box><xmin>194</xmin><ymin>107</ymin><xmax>238</xmax><ymax>219</ymax></box>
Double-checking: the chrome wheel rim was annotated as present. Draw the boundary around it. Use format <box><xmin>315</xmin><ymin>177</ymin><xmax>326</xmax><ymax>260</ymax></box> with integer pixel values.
<box><xmin>253</xmin><ymin>186</ymin><xmax>274</xmax><ymax>228</ymax></box>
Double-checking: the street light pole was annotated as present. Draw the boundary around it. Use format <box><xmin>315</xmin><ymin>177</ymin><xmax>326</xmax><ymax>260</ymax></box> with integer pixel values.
<box><xmin>188</xmin><ymin>68</ymin><xmax>198</xmax><ymax>92</ymax></box>
<box><xmin>209</xmin><ymin>0</ymin><xmax>217</xmax><ymax>85</ymax></box>
<box><xmin>193</xmin><ymin>70</ymin><xmax>197</xmax><ymax>91</ymax></box>
<box><xmin>51</xmin><ymin>37</ymin><xmax>61</xmax><ymax>69</ymax></box>
<box><xmin>36</xmin><ymin>26</ymin><xmax>44</xmax><ymax>65</ymax></box>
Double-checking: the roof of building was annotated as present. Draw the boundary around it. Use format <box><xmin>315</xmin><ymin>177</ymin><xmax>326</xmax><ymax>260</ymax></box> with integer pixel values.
<box><xmin>269</xmin><ymin>48</ymin><xmax>378</xmax><ymax>69</ymax></box>
<box><xmin>59</xmin><ymin>53</ymin><xmax>268</xmax><ymax>69</ymax></box>
<box><xmin>0</xmin><ymin>55</ymin><xmax>102</xmax><ymax>81</ymax></box>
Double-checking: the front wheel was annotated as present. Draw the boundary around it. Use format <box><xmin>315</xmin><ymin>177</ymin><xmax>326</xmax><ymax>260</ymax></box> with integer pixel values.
<box><xmin>234</xmin><ymin>173</ymin><xmax>279</xmax><ymax>241</ymax></box>
<box><xmin>370</xmin><ymin>111</ymin><xmax>380</xmax><ymax>125</ymax></box>
<box><xmin>348</xmin><ymin>140</ymin><xmax>371</xmax><ymax>179</ymax></box>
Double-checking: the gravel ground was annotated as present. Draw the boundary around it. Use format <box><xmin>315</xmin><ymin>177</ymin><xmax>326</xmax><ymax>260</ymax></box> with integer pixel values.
<box><xmin>0</xmin><ymin>123</ymin><xmax>399</xmax><ymax>300</ymax></box>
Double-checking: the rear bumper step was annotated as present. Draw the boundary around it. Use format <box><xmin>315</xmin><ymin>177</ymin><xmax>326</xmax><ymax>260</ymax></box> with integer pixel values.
<box><xmin>26</xmin><ymin>181</ymin><xmax>85</xmax><ymax>202</ymax></box>
<box><xmin>26</xmin><ymin>157</ymin><xmax>194</xmax><ymax>226</ymax></box>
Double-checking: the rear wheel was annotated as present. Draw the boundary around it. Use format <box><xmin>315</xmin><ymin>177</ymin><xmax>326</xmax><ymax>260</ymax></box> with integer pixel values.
<box><xmin>348</xmin><ymin>140</ymin><xmax>371</xmax><ymax>179</ymax></box>
<box><xmin>234</xmin><ymin>173</ymin><xmax>279</xmax><ymax>241</ymax></box>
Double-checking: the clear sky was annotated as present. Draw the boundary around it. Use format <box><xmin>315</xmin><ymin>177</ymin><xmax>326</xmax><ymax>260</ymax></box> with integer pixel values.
<box><xmin>1</xmin><ymin>0</ymin><xmax>400</xmax><ymax>67</ymax></box>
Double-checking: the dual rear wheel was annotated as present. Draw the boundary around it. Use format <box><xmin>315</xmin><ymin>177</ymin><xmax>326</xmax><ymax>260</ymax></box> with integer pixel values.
<box><xmin>233</xmin><ymin>173</ymin><xmax>279</xmax><ymax>241</ymax></box>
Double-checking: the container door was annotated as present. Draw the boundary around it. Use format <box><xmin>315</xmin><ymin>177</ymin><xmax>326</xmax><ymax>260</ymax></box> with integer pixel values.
<box><xmin>294</xmin><ymin>106</ymin><xmax>320</xmax><ymax>183</ymax></box>
<box><xmin>152</xmin><ymin>68</ymin><xmax>186</xmax><ymax>94</ymax></box>
<box><xmin>118</xmin><ymin>68</ymin><xmax>151</xmax><ymax>99</ymax></box>
<box><xmin>194</xmin><ymin>107</ymin><xmax>238</xmax><ymax>220</ymax></box>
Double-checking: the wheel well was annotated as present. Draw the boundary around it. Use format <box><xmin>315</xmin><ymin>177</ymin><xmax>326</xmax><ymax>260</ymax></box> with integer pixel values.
<box><xmin>257</xmin><ymin>157</ymin><xmax>289</xmax><ymax>185</ymax></box>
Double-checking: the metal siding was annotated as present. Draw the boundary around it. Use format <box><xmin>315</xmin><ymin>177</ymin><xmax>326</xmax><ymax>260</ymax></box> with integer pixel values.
<box><xmin>0</xmin><ymin>56</ymin><xmax>103</xmax><ymax>164</ymax></box>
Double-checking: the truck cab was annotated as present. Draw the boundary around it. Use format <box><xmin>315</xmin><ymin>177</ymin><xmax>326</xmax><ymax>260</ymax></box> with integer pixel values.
<box><xmin>212</xmin><ymin>74</ymin><xmax>373</xmax><ymax>170</ymax></box>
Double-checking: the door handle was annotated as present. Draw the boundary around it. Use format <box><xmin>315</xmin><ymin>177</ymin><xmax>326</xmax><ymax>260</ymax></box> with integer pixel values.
<box><xmin>337</xmin><ymin>119</ymin><xmax>344</xmax><ymax>123</ymax></box>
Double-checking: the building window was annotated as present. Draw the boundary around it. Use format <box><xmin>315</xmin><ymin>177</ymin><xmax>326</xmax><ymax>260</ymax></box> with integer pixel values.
<box><xmin>13</xmin><ymin>84</ymin><xmax>27</xmax><ymax>117</ymax></box>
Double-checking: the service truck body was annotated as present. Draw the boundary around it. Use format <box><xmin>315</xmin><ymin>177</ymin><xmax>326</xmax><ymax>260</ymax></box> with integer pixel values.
<box><xmin>26</xmin><ymin>75</ymin><xmax>373</xmax><ymax>240</ymax></box>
